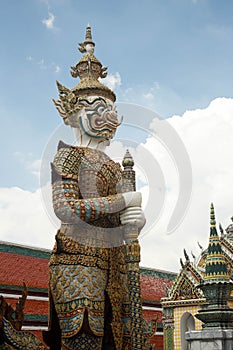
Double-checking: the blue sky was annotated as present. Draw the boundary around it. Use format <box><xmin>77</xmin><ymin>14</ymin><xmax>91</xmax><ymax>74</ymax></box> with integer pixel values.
<box><xmin>1</xmin><ymin>0</ymin><xmax>233</xmax><ymax>270</ymax></box>
<box><xmin>1</xmin><ymin>0</ymin><xmax>233</xmax><ymax>190</ymax></box>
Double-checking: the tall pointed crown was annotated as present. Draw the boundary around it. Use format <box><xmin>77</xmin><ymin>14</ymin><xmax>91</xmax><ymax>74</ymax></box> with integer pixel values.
<box><xmin>204</xmin><ymin>203</ymin><xmax>229</xmax><ymax>283</ymax></box>
<box><xmin>83</xmin><ymin>23</ymin><xmax>95</xmax><ymax>46</ymax></box>
<box><xmin>69</xmin><ymin>24</ymin><xmax>116</xmax><ymax>102</ymax></box>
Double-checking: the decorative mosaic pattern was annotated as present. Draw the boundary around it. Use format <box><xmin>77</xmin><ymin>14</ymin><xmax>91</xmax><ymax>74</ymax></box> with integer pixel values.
<box><xmin>50</xmin><ymin>265</ymin><xmax>107</xmax><ymax>303</ymax></box>
<box><xmin>2</xmin><ymin>317</ymin><xmax>46</xmax><ymax>349</ymax></box>
<box><xmin>168</xmin><ymin>263</ymin><xmax>203</xmax><ymax>302</ymax></box>
<box><xmin>49</xmin><ymin>233</ymin><xmax>131</xmax><ymax>341</ymax></box>
<box><xmin>173</xmin><ymin>306</ymin><xmax>202</xmax><ymax>350</ymax></box>
<box><xmin>62</xmin><ymin>332</ymin><xmax>102</xmax><ymax>350</ymax></box>
<box><xmin>163</xmin><ymin>326</ymin><xmax>174</xmax><ymax>350</ymax></box>
<box><xmin>52</xmin><ymin>144</ymin><xmax>125</xmax><ymax>225</ymax></box>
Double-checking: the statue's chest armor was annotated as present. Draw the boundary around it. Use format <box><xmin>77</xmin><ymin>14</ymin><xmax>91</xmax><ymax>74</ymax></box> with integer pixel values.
<box><xmin>53</xmin><ymin>144</ymin><xmax>122</xmax><ymax>198</ymax></box>
<box><xmin>78</xmin><ymin>148</ymin><xmax>122</xmax><ymax>198</ymax></box>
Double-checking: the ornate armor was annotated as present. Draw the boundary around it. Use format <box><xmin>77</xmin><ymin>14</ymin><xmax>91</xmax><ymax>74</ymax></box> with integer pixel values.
<box><xmin>49</xmin><ymin>141</ymin><xmax>131</xmax><ymax>349</ymax></box>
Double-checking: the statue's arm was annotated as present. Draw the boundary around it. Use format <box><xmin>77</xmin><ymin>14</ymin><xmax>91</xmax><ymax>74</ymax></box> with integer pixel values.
<box><xmin>52</xmin><ymin>165</ymin><xmax>125</xmax><ymax>223</ymax></box>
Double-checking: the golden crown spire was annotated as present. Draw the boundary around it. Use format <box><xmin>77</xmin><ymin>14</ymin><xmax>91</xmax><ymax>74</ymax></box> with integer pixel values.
<box><xmin>69</xmin><ymin>25</ymin><xmax>116</xmax><ymax>102</ymax></box>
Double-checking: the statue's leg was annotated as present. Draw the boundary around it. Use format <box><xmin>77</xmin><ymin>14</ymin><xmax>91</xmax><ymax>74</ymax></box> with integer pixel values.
<box><xmin>61</xmin><ymin>332</ymin><xmax>102</xmax><ymax>350</ymax></box>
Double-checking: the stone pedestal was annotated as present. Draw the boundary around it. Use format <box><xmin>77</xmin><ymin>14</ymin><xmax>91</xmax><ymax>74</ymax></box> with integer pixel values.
<box><xmin>185</xmin><ymin>329</ymin><xmax>233</xmax><ymax>350</ymax></box>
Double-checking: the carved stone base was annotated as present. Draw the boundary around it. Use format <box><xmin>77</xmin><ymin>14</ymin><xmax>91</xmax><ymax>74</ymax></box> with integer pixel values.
<box><xmin>186</xmin><ymin>329</ymin><xmax>233</xmax><ymax>350</ymax></box>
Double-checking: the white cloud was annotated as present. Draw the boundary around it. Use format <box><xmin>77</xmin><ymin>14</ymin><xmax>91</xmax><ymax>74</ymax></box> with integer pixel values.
<box><xmin>140</xmin><ymin>97</ymin><xmax>233</xmax><ymax>271</ymax></box>
<box><xmin>0</xmin><ymin>186</ymin><xmax>57</xmax><ymax>249</ymax></box>
<box><xmin>42</xmin><ymin>12</ymin><xmax>55</xmax><ymax>30</ymax></box>
<box><xmin>101</xmin><ymin>72</ymin><xmax>121</xmax><ymax>90</ymax></box>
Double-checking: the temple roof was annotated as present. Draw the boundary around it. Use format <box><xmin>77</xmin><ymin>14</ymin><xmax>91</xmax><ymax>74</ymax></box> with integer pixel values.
<box><xmin>0</xmin><ymin>242</ymin><xmax>49</xmax><ymax>293</ymax></box>
<box><xmin>140</xmin><ymin>269</ymin><xmax>176</xmax><ymax>301</ymax></box>
<box><xmin>162</xmin><ymin>258</ymin><xmax>204</xmax><ymax>305</ymax></box>
<box><xmin>163</xmin><ymin>206</ymin><xmax>233</xmax><ymax>307</ymax></box>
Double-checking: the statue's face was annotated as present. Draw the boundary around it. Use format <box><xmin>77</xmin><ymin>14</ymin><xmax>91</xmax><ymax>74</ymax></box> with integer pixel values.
<box><xmin>78</xmin><ymin>97</ymin><xmax>121</xmax><ymax>141</ymax></box>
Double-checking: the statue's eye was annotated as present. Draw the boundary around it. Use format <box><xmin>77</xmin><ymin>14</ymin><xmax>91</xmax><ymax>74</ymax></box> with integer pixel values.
<box><xmin>98</xmin><ymin>106</ymin><xmax>105</xmax><ymax>114</ymax></box>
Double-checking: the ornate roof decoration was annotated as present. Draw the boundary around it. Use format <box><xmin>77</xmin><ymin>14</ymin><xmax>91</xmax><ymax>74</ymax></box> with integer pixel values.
<box><xmin>0</xmin><ymin>283</ymin><xmax>27</xmax><ymax>331</ymax></box>
<box><xmin>204</xmin><ymin>203</ymin><xmax>230</xmax><ymax>283</ymax></box>
<box><xmin>162</xmin><ymin>256</ymin><xmax>204</xmax><ymax>305</ymax></box>
<box><xmin>219</xmin><ymin>223</ymin><xmax>224</xmax><ymax>236</ymax></box>
<box><xmin>225</xmin><ymin>216</ymin><xmax>233</xmax><ymax>241</ymax></box>
<box><xmin>162</xmin><ymin>208</ymin><xmax>233</xmax><ymax>311</ymax></box>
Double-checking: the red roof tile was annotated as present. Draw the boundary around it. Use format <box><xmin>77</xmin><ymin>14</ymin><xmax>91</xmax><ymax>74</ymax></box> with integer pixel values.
<box><xmin>141</xmin><ymin>275</ymin><xmax>174</xmax><ymax>301</ymax></box>
<box><xmin>0</xmin><ymin>252</ymin><xmax>49</xmax><ymax>289</ymax></box>
<box><xmin>143</xmin><ymin>309</ymin><xmax>163</xmax><ymax>323</ymax></box>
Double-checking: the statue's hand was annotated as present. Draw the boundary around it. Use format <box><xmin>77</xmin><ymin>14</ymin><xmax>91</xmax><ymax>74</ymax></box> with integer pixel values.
<box><xmin>120</xmin><ymin>206</ymin><xmax>146</xmax><ymax>231</ymax></box>
<box><xmin>122</xmin><ymin>191</ymin><xmax>142</xmax><ymax>208</ymax></box>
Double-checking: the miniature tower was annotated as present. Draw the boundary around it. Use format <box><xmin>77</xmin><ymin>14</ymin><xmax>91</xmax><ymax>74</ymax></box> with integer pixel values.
<box><xmin>186</xmin><ymin>204</ymin><xmax>233</xmax><ymax>349</ymax></box>
<box><xmin>196</xmin><ymin>203</ymin><xmax>233</xmax><ymax>329</ymax></box>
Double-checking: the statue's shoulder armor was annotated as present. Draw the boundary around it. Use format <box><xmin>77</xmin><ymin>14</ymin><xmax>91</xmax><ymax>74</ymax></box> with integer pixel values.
<box><xmin>51</xmin><ymin>141</ymin><xmax>84</xmax><ymax>181</ymax></box>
